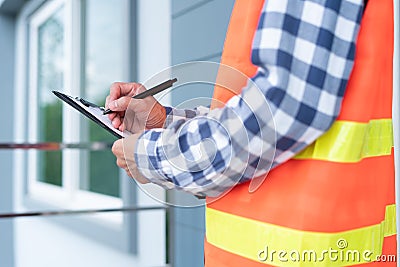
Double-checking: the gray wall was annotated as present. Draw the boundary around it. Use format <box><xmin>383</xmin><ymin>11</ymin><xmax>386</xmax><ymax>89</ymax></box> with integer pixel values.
<box><xmin>0</xmin><ymin>12</ymin><xmax>16</xmax><ymax>267</ymax></box>
<box><xmin>169</xmin><ymin>1</ymin><xmax>234</xmax><ymax>266</ymax></box>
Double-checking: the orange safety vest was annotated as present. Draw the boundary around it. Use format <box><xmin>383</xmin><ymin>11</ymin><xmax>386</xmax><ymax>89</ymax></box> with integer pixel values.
<box><xmin>205</xmin><ymin>0</ymin><xmax>396</xmax><ymax>266</ymax></box>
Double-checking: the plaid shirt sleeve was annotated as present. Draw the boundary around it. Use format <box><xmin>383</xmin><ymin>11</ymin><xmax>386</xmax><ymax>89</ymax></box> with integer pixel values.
<box><xmin>163</xmin><ymin>106</ymin><xmax>209</xmax><ymax>127</ymax></box>
<box><xmin>134</xmin><ymin>0</ymin><xmax>364</xmax><ymax>197</ymax></box>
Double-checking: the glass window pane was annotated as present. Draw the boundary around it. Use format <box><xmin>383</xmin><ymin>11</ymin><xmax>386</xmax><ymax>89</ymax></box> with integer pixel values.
<box><xmin>37</xmin><ymin>7</ymin><xmax>65</xmax><ymax>186</ymax></box>
<box><xmin>82</xmin><ymin>0</ymin><xmax>126</xmax><ymax>197</ymax></box>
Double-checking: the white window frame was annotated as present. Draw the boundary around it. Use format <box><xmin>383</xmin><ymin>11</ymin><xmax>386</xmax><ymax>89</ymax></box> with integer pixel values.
<box><xmin>14</xmin><ymin>0</ymin><xmax>169</xmax><ymax>264</ymax></box>
<box><xmin>27</xmin><ymin>0</ymin><xmax>123</xmax><ymax>226</ymax></box>
<box><xmin>27</xmin><ymin>0</ymin><xmax>66</xmax><ymax>201</ymax></box>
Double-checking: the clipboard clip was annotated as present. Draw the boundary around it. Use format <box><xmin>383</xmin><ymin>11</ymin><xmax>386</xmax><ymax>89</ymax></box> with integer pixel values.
<box><xmin>75</xmin><ymin>97</ymin><xmax>105</xmax><ymax>112</ymax></box>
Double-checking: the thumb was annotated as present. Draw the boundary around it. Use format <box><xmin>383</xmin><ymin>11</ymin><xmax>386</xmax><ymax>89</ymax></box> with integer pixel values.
<box><xmin>109</xmin><ymin>96</ymin><xmax>131</xmax><ymax>111</ymax></box>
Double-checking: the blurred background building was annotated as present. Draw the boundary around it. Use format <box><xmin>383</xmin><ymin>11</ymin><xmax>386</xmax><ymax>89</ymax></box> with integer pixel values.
<box><xmin>0</xmin><ymin>0</ymin><xmax>235</xmax><ymax>266</ymax></box>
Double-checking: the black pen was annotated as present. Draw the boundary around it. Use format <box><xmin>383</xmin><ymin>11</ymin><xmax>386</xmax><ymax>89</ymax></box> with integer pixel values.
<box><xmin>103</xmin><ymin>78</ymin><xmax>178</xmax><ymax>115</ymax></box>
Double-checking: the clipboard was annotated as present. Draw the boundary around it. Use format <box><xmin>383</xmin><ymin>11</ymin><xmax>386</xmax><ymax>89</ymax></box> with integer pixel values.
<box><xmin>53</xmin><ymin>91</ymin><xmax>131</xmax><ymax>138</ymax></box>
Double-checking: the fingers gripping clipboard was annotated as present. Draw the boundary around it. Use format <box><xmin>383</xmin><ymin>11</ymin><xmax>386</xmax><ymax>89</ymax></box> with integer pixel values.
<box><xmin>53</xmin><ymin>91</ymin><xmax>131</xmax><ymax>138</ymax></box>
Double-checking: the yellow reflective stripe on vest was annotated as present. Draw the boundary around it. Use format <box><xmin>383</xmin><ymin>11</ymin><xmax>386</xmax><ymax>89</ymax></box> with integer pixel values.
<box><xmin>206</xmin><ymin>205</ymin><xmax>396</xmax><ymax>266</ymax></box>
<box><xmin>294</xmin><ymin>119</ymin><xmax>393</xmax><ymax>163</ymax></box>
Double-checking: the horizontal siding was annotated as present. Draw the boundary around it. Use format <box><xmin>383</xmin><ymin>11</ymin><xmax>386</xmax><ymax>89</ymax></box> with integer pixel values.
<box><xmin>175</xmin><ymin>206</ymin><xmax>205</xmax><ymax>231</ymax></box>
<box><xmin>172</xmin><ymin>0</ymin><xmax>234</xmax><ymax>65</ymax></box>
<box><xmin>170</xmin><ymin>53</ymin><xmax>222</xmax><ymax>106</ymax></box>
<box><xmin>170</xmin><ymin>1</ymin><xmax>234</xmax><ymax>266</ymax></box>
<box><xmin>171</xmin><ymin>0</ymin><xmax>233</xmax><ymax>105</ymax></box>
<box><xmin>173</xmin><ymin>220</ymin><xmax>205</xmax><ymax>266</ymax></box>
<box><xmin>171</xmin><ymin>0</ymin><xmax>210</xmax><ymax>17</ymax></box>
<box><xmin>170</xmin><ymin>82</ymin><xmax>215</xmax><ymax>106</ymax></box>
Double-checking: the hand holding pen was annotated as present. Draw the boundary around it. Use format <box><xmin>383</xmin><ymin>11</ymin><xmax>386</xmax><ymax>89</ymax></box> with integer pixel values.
<box><xmin>105</xmin><ymin>78</ymin><xmax>177</xmax><ymax>133</ymax></box>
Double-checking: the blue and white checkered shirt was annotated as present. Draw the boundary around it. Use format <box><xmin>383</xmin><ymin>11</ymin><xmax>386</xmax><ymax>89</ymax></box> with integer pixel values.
<box><xmin>134</xmin><ymin>0</ymin><xmax>364</xmax><ymax>197</ymax></box>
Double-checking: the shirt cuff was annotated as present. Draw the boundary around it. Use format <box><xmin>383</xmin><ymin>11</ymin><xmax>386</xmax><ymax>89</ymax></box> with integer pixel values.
<box><xmin>163</xmin><ymin>106</ymin><xmax>209</xmax><ymax>128</ymax></box>
<box><xmin>134</xmin><ymin>129</ymin><xmax>176</xmax><ymax>190</ymax></box>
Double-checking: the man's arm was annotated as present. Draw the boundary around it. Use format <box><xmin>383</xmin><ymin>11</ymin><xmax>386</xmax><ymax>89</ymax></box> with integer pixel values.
<box><xmin>133</xmin><ymin>0</ymin><xmax>364</xmax><ymax>197</ymax></box>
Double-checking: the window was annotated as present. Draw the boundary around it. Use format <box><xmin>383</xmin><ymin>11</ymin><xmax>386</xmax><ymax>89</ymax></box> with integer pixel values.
<box><xmin>27</xmin><ymin>0</ymin><xmax>129</xmax><ymax>203</ymax></box>
<box><xmin>31</xmin><ymin>2</ymin><xmax>64</xmax><ymax>187</ymax></box>
<box><xmin>26</xmin><ymin>0</ymin><xmax>130</xmax><ymax>231</ymax></box>
<box><xmin>27</xmin><ymin>0</ymin><xmax>69</xmax><ymax>203</ymax></box>
<box><xmin>81</xmin><ymin>0</ymin><xmax>128</xmax><ymax>197</ymax></box>
<box><xmin>15</xmin><ymin>0</ymin><xmax>168</xmax><ymax>262</ymax></box>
